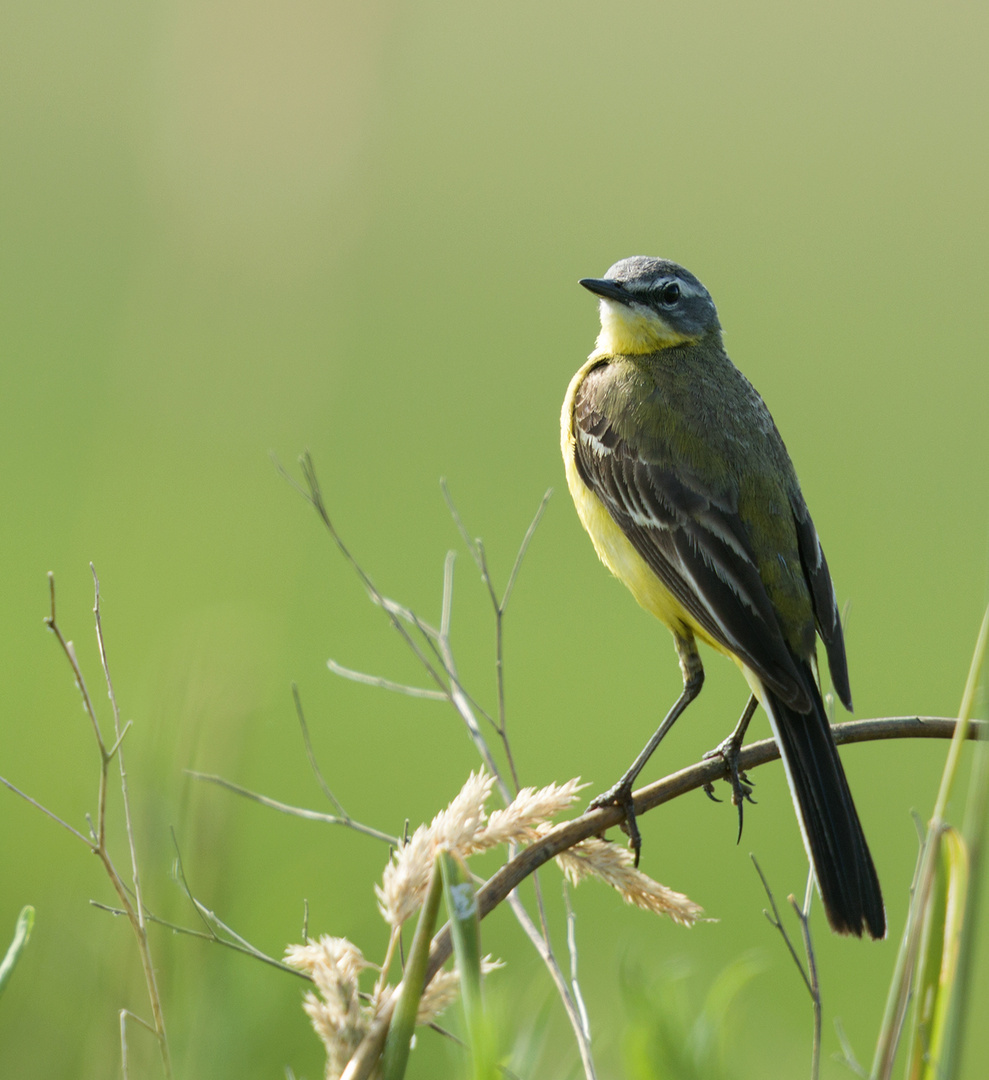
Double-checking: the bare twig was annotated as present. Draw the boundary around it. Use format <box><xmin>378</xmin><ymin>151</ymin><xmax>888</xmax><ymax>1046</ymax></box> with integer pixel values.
<box><xmin>563</xmin><ymin>880</ymin><xmax>592</xmax><ymax>1043</ymax></box>
<box><xmin>441</xmin><ymin>481</ymin><xmax>551</xmax><ymax>792</ymax></box>
<box><xmin>325</xmin><ymin>660</ymin><xmax>448</xmax><ymax>700</ymax></box>
<box><xmin>505</xmin><ymin>890</ymin><xmax>596</xmax><ymax>1078</ymax></box>
<box><xmin>289</xmin><ymin>454</ymin><xmax>493</xmax><ymax>729</ymax></box>
<box><xmin>751</xmin><ymin>855</ymin><xmax>812</xmax><ymax>996</ymax></box>
<box><xmin>0</xmin><ymin>776</ymin><xmax>93</xmax><ymax>845</ymax></box>
<box><xmin>92</xmin><ymin>566</ymin><xmax>169</xmax><ymax>1071</ymax></box>
<box><xmin>120</xmin><ymin>1009</ymin><xmax>158</xmax><ymax>1080</ymax></box>
<box><xmin>32</xmin><ymin>572</ymin><xmax>173</xmax><ymax>1078</ymax></box>
<box><xmin>289</xmin><ymin>458</ymin><xmax>500</xmax><ymax>780</ymax></box>
<box><xmin>834</xmin><ymin>1017</ymin><xmax>867</xmax><ymax>1077</ymax></box>
<box><xmin>165</xmin><ymin>832</ymin><xmax>308</xmax><ymax>978</ymax></box>
<box><xmin>43</xmin><ymin>572</ymin><xmax>108</xmax><ymax>759</ymax></box>
<box><xmin>92</xmin><ymin>899</ymin><xmax>310</xmax><ymax>981</ymax></box>
<box><xmin>292</xmin><ymin>683</ymin><xmax>352</xmax><ymax>820</ymax></box>
<box><xmin>187</xmin><ymin>770</ymin><xmax>398</xmax><ymax>844</ymax></box>
<box><xmin>433</xmin><ymin>554</ymin><xmax>506</xmax><ymax>785</ymax></box>
<box><xmin>501</xmin><ymin>488</ymin><xmax>552</xmax><ymax>613</ymax></box>
<box><xmin>789</xmin><ymin>872</ymin><xmax>822</xmax><ymax>1080</ymax></box>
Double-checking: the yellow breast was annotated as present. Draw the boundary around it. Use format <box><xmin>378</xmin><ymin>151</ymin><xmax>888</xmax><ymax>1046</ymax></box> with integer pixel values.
<box><xmin>560</xmin><ymin>354</ymin><xmax>730</xmax><ymax>658</ymax></box>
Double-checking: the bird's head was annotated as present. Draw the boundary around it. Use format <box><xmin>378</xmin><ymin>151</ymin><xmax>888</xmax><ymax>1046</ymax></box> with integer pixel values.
<box><xmin>580</xmin><ymin>257</ymin><xmax>721</xmax><ymax>355</ymax></box>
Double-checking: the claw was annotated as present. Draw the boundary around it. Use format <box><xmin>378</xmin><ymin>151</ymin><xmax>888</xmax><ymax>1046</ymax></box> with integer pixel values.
<box><xmin>588</xmin><ymin>782</ymin><xmax>642</xmax><ymax>866</ymax></box>
<box><xmin>703</xmin><ymin>734</ymin><xmax>757</xmax><ymax>843</ymax></box>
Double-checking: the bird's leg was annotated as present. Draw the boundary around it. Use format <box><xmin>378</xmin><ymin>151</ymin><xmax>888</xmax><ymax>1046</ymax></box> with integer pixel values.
<box><xmin>703</xmin><ymin>693</ymin><xmax>758</xmax><ymax>842</ymax></box>
<box><xmin>588</xmin><ymin>636</ymin><xmax>704</xmax><ymax>866</ymax></box>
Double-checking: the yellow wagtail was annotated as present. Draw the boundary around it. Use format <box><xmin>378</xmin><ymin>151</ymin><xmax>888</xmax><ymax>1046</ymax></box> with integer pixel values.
<box><xmin>561</xmin><ymin>256</ymin><xmax>884</xmax><ymax>938</ymax></box>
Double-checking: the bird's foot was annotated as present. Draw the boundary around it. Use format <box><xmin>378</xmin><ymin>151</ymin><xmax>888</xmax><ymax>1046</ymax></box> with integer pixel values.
<box><xmin>587</xmin><ymin>781</ymin><xmax>642</xmax><ymax>866</ymax></box>
<box><xmin>702</xmin><ymin>734</ymin><xmax>756</xmax><ymax>843</ymax></box>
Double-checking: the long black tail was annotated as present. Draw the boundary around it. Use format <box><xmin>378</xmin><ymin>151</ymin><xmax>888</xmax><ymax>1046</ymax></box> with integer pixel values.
<box><xmin>761</xmin><ymin>668</ymin><xmax>885</xmax><ymax>939</ymax></box>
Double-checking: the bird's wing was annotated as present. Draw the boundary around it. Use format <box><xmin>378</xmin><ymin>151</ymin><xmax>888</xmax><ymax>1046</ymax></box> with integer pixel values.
<box><xmin>574</xmin><ymin>366</ymin><xmax>810</xmax><ymax>710</ymax></box>
<box><xmin>792</xmin><ymin>498</ymin><xmax>852</xmax><ymax>710</ymax></box>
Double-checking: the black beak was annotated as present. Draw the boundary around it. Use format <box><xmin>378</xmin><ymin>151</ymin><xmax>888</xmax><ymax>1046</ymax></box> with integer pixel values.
<box><xmin>578</xmin><ymin>277</ymin><xmax>630</xmax><ymax>304</ymax></box>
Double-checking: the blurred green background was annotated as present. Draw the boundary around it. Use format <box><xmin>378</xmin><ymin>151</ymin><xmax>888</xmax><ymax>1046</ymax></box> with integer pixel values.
<box><xmin>2</xmin><ymin>1</ymin><xmax>987</xmax><ymax>1077</ymax></box>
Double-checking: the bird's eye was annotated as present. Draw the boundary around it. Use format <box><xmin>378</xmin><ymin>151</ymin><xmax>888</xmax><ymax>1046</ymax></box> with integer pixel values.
<box><xmin>659</xmin><ymin>282</ymin><xmax>681</xmax><ymax>305</ymax></box>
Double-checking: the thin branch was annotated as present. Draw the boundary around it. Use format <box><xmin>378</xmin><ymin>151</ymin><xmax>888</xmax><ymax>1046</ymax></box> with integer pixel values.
<box><xmin>751</xmin><ymin>855</ymin><xmax>812</xmax><ymax>997</ymax></box>
<box><xmin>481</xmin><ymin>534</ymin><xmax>515</xmax><ymax>782</ymax></box>
<box><xmin>120</xmin><ymin>1009</ymin><xmax>158</xmax><ymax>1080</ymax></box>
<box><xmin>506</xmin><ymin>890</ymin><xmax>597</xmax><ymax>1080</ymax></box>
<box><xmin>440</xmin><ymin>550</ymin><xmax>455</xmax><ymax>642</ymax></box>
<box><xmin>293</xmin><ymin>455</ymin><xmax>448</xmax><ymax>690</ymax></box>
<box><xmin>517</xmin><ymin>851</ymin><xmax>578</xmax><ymax>1070</ymax></box>
<box><xmin>92</xmin><ymin>566</ymin><xmax>122</xmax><ymax>740</ymax></box>
<box><xmin>188</xmin><ymin>771</ymin><xmax>399</xmax><ymax>845</ymax></box>
<box><xmin>43</xmin><ymin>572</ymin><xmax>107</xmax><ymax>758</ymax></box>
<box><xmin>93</xmin><ymin>565</ymin><xmax>167</xmax><ymax>1064</ymax></box>
<box><xmin>91</xmin><ymin>900</ymin><xmax>311</xmax><ymax>981</ymax></box>
<box><xmin>373</xmin><ymin>594</ymin><xmax>442</xmax><ymax>642</ymax></box>
<box><xmin>35</xmin><ymin>572</ymin><xmax>173</xmax><ymax>1078</ymax></box>
<box><xmin>789</xmin><ymin>871</ymin><xmax>822</xmax><ymax>1080</ymax></box>
<box><xmin>167</xmin><ymin>831</ymin><xmax>309</xmax><ymax>978</ymax></box>
<box><xmin>292</xmin><ymin>683</ymin><xmax>350</xmax><ymax>819</ymax></box>
<box><xmin>419</xmin><ymin>536</ymin><xmax>507</xmax><ymax>794</ymax></box>
<box><xmin>834</xmin><ymin>1017</ymin><xmax>867</xmax><ymax>1078</ymax></box>
<box><xmin>106</xmin><ymin>722</ymin><xmax>133</xmax><ymax>759</ymax></box>
<box><xmin>439</xmin><ymin>485</ymin><xmax>550</xmax><ymax>794</ymax></box>
<box><xmin>440</xmin><ymin>478</ymin><xmax>486</xmax><ymax>579</ymax></box>
<box><xmin>118</xmin><ymin>1010</ymin><xmax>158</xmax><ymax>1037</ymax></box>
<box><xmin>298</xmin><ymin>465</ymin><xmax>589</xmax><ymax>1074</ymax></box>
<box><xmin>292</xmin><ymin>454</ymin><xmax>496</xmax><ymax>733</ymax></box>
<box><xmin>563</xmin><ymin>880</ymin><xmax>592</xmax><ymax>1043</ymax></box>
<box><xmin>326</xmin><ymin>661</ymin><xmax>447</xmax><ymax>700</ymax></box>
<box><xmin>501</xmin><ymin>488</ymin><xmax>552</xmax><ymax>612</ymax></box>
<box><xmin>0</xmin><ymin>775</ymin><xmax>94</xmax><ymax>846</ymax></box>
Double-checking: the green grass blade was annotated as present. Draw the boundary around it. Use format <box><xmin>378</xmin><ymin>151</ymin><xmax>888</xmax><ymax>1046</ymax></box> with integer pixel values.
<box><xmin>935</xmin><ymin>632</ymin><xmax>989</xmax><ymax>1079</ymax></box>
<box><xmin>439</xmin><ymin>850</ymin><xmax>497</xmax><ymax>1080</ymax></box>
<box><xmin>0</xmin><ymin>906</ymin><xmax>35</xmax><ymax>999</ymax></box>
<box><xmin>903</xmin><ymin>828</ymin><xmax>969</xmax><ymax>1080</ymax></box>
<box><xmin>921</xmin><ymin>827</ymin><xmax>969</xmax><ymax>1079</ymax></box>
<box><xmin>382</xmin><ymin>859</ymin><xmax>443</xmax><ymax>1080</ymax></box>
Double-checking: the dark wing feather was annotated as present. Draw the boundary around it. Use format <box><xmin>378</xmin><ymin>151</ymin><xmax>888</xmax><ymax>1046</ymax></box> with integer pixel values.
<box><xmin>792</xmin><ymin>499</ymin><xmax>852</xmax><ymax>710</ymax></box>
<box><xmin>574</xmin><ymin>376</ymin><xmax>810</xmax><ymax>710</ymax></box>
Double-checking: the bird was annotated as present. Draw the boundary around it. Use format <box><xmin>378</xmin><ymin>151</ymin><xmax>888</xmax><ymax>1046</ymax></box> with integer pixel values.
<box><xmin>560</xmin><ymin>256</ymin><xmax>885</xmax><ymax>938</ymax></box>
